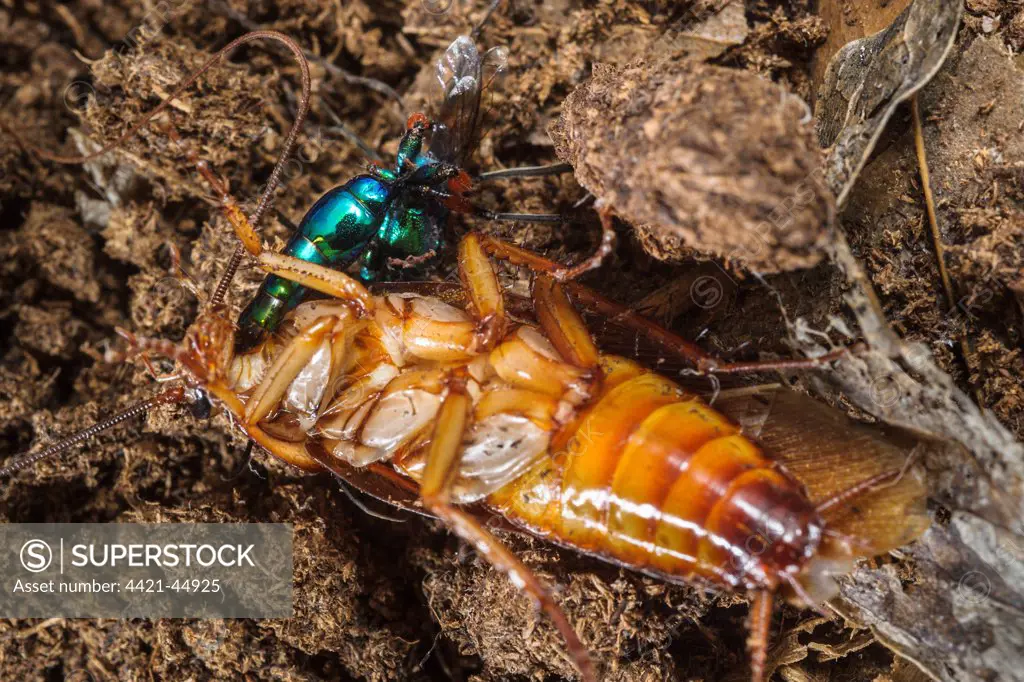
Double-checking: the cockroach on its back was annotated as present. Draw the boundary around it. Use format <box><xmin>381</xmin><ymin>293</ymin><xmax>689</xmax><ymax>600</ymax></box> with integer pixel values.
<box><xmin>2</xmin><ymin>25</ymin><xmax>929</xmax><ymax>682</ymax></box>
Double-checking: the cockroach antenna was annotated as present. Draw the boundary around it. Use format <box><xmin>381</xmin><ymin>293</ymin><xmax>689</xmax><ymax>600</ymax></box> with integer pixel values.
<box><xmin>0</xmin><ymin>31</ymin><xmax>311</xmax><ymax>479</ymax></box>
<box><xmin>0</xmin><ymin>387</ymin><xmax>186</xmax><ymax>479</ymax></box>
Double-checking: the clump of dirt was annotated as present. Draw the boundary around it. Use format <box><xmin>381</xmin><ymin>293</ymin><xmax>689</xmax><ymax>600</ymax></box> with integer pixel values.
<box><xmin>550</xmin><ymin>58</ymin><xmax>832</xmax><ymax>272</ymax></box>
<box><xmin>1</xmin><ymin>1</ymin><xmax>1021</xmax><ymax>681</ymax></box>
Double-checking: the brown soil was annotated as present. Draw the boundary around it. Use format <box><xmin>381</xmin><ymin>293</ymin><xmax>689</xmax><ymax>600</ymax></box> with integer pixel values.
<box><xmin>1</xmin><ymin>1</ymin><xmax>1022</xmax><ymax>681</ymax></box>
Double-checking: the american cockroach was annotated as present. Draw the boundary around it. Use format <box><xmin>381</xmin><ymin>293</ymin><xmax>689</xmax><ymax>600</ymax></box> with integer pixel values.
<box><xmin>1</xmin><ymin>26</ymin><xmax>930</xmax><ymax>682</ymax></box>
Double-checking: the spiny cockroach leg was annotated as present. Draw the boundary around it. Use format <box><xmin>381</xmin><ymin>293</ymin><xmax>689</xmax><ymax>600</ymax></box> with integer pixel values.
<box><xmin>419</xmin><ymin>370</ymin><xmax>597</xmax><ymax>682</ymax></box>
<box><xmin>747</xmin><ymin>589</ymin><xmax>774</xmax><ymax>682</ymax></box>
<box><xmin>168</xmin><ymin>115</ymin><xmax>376</xmax><ymax>317</ymax></box>
<box><xmin>161</xmin><ymin>114</ymin><xmax>264</xmax><ymax>261</ymax></box>
<box><xmin>113</xmin><ymin>327</ymin><xmax>180</xmax><ymax>369</ymax></box>
<box><xmin>257</xmin><ymin>253</ymin><xmax>375</xmax><ymax>317</ymax></box>
<box><xmin>565</xmin><ymin>282</ymin><xmax>857</xmax><ymax>376</ymax></box>
<box><xmin>164</xmin><ymin>242</ymin><xmax>203</xmax><ymax>301</ymax></box>
<box><xmin>473</xmin><ymin>208</ymin><xmax>614</xmax><ymax>282</ymax></box>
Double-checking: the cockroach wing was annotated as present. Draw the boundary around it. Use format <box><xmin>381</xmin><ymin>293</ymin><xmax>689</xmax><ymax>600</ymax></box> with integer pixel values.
<box><xmin>430</xmin><ymin>35</ymin><xmax>509</xmax><ymax>165</ymax></box>
<box><xmin>714</xmin><ymin>385</ymin><xmax>930</xmax><ymax>558</ymax></box>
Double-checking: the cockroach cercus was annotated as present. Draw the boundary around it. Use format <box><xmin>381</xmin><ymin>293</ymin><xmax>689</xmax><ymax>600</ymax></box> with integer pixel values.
<box><xmin>2</xmin><ymin>28</ymin><xmax>929</xmax><ymax>682</ymax></box>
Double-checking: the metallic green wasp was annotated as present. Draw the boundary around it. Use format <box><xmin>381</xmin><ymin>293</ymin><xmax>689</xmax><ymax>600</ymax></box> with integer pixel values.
<box><xmin>235</xmin><ymin>35</ymin><xmax>566</xmax><ymax>351</ymax></box>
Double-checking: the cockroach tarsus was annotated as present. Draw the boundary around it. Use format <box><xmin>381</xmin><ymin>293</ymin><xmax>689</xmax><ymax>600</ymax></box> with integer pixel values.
<box><xmin>1</xmin><ymin>28</ymin><xmax>929</xmax><ymax>682</ymax></box>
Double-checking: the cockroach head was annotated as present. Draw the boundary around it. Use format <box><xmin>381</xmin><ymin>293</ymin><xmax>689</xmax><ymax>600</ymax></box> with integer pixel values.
<box><xmin>181</xmin><ymin>304</ymin><xmax>236</xmax><ymax>384</ymax></box>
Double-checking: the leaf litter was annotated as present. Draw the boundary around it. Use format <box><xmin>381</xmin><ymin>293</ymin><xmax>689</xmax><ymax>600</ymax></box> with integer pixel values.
<box><xmin>1</xmin><ymin>0</ymin><xmax>1023</xmax><ymax>680</ymax></box>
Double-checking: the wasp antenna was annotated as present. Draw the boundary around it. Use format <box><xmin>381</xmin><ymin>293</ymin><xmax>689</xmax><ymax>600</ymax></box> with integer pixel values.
<box><xmin>0</xmin><ymin>386</ymin><xmax>186</xmax><ymax>479</ymax></box>
<box><xmin>471</xmin><ymin>0</ymin><xmax>504</xmax><ymax>40</ymax></box>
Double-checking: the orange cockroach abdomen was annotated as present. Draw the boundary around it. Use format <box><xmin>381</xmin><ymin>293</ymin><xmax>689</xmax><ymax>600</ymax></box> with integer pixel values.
<box><xmin>493</xmin><ymin>361</ymin><xmax>825</xmax><ymax>590</ymax></box>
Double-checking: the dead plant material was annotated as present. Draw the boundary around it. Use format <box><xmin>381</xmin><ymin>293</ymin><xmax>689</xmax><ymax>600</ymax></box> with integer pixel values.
<box><xmin>2</xmin><ymin>1</ymin><xmax>1024</xmax><ymax>681</ymax></box>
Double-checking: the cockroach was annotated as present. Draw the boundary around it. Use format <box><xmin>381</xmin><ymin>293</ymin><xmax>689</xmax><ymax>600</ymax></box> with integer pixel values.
<box><xmin>2</xmin><ymin>27</ymin><xmax>929</xmax><ymax>682</ymax></box>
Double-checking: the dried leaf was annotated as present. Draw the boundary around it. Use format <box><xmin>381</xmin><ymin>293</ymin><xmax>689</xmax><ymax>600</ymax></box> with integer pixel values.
<box><xmin>815</xmin><ymin>0</ymin><xmax>962</xmax><ymax>206</ymax></box>
<box><xmin>807</xmin><ymin>2</ymin><xmax>1024</xmax><ymax>679</ymax></box>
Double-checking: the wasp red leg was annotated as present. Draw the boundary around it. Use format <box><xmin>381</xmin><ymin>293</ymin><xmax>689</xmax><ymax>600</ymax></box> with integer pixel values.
<box><xmin>747</xmin><ymin>589</ymin><xmax>774</xmax><ymax>682</ymax></box>
<box><xmin>420</xmin><ymin>372</ymin><xmax>597</xmax><ymax>682</ymax></box>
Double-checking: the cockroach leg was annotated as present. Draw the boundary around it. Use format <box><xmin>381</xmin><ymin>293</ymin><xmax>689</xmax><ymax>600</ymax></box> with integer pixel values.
<box><xmin>473</xmin><ymin>209</ymin><xmax>613</xmax><ymax>284</ymax></box>
<box><xmin>457</xmin><ymin>233</ymin><xmax>507</xmax><ymax>350</ymax></box>
<box><xmin>778</xmin><ymin>572</ymin><xmax>831</xmax><ymax>618</ymax></box>
<box><xmin>164</xmin><ymin>241</ymin><xmax>203</xmax><ymax>302</ymax></box>
<box><xmin>112</xmin><ymin>327</ymin><xmax>181</xmax><ymax>370</ymax></box>
<box><xmin>180</xmin><ymin>108</ymin><xmax>374</xmax><ymax>316</ymax></box>
<box><xmin>258</xmin><ymin>253</ymin><xmax>375</xmax><ymax>317</ymax></box>
<box><xmin>532</xmin><ymin>275</ymin><xmax>601</xmax><ymax>370</ymax></box>
<box><xmin>565</xmin><ymin>282</ymin><xmax>713</xmax><ymax>365</ymax></box>
<box><xmin>243</xmin><ymin>315</ymin><xmax>340</xmax><ymax>425</ymax></box>
<box><xmin>161</xmin><ymin>116</ymin><xmax>264</xmax><ymax>260</ymax></box>
<box><xmin>565</xmin><ymin>283</ymin><xmax>857</xmax><ymax>376</ymax></box>
<box><xmin>747</xmin><ymin>589</ymin><xmax>774</xmax><ymax>682</ymax></box>
<box><xmin>419</xmin><ymin>370</ymin><xmax>597</xmax><ymax>682</ymax></box>
<box><xmin>203</xmin><ymin>383</ymin><xmax>323</xmax><ymax>472</ymax></box>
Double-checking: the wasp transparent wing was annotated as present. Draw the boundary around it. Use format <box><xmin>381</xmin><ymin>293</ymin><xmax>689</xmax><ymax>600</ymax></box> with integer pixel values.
<box><xmin>430</xmin><ymin>35</ymin><xmax>509</xmax><ymax>165</ymax></box>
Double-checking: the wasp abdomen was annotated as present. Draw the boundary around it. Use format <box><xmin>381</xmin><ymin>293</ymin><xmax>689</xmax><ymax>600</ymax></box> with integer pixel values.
<box><xmin>236</xmin><ymin>176</ymin><xmax>390</xmax><ymax>351</ymax></box>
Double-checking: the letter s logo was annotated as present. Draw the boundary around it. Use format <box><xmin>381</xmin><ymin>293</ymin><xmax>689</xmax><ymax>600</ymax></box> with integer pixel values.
<box><xmin>20</xmin><ymin>539</ymin><xmax>53</xmax><ymax>573</ymax></box>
